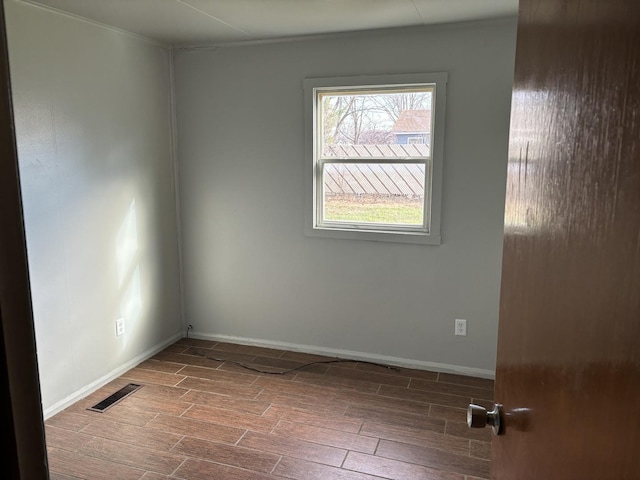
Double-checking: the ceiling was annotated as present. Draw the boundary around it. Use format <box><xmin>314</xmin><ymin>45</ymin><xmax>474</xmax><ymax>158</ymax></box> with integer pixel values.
<box><xmin>25</xmin><ymin>0</ymin><xmax>518</xmax><ymax>47</ymax></box>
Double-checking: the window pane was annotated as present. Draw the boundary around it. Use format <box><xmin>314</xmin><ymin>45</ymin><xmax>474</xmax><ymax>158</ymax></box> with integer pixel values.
<box><xmin>320</xmin><ymin>88</ymin><xmax>433</xmax><ymax>158</ymax></box>
<box><xmin>323</xmin><ymin>163</ymin><xmax>425</xmax><ymax>226</ymax></box>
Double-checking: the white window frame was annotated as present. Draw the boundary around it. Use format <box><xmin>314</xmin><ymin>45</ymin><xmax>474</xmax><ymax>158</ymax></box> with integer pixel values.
<box><xmin>303</xmin><ymin>72</ymin><xmax>447</xmax><ymax>245</ymax></box>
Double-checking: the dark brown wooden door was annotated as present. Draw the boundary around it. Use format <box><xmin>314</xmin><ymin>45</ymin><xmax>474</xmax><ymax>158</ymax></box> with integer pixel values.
<box><xmin>493</xmin><ymin>0</ymin><xmax>640</xmax><ymax>478</ymax></box>
<box><xmin>0</xmin><ymin>2</ymin><xmax>49</xmax><ymax>478</ymax></box>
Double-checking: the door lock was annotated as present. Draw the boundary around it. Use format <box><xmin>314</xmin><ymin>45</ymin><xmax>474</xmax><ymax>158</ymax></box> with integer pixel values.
<box><xmin>467</xmin><ymin>403</ymin><xmax>503</xmax><ymax>435</ymax></box>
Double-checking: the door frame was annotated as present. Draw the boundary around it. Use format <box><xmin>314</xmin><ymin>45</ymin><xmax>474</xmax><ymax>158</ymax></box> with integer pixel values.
<box><xmin>0</xmin><ymin>1</ymin><xmax>49</xmax><ymax>477</ymax></box>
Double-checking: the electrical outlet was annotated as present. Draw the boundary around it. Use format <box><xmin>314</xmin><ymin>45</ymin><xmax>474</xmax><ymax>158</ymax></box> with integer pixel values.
<box><xmin>455</xmin><ymin>318</ymin><xmax>467</xmax><ymax>336</ymax></box>
<box><xmin>116</xmin><ymin>318</ymin><xmax>125</xmax><ymax>337</ymax></box>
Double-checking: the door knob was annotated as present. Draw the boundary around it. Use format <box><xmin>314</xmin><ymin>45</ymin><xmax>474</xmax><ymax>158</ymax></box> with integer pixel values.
<box><xmin>467</xmin><ymin>403</ymin><xmax>503</xmax><ymax>435</ymax></box>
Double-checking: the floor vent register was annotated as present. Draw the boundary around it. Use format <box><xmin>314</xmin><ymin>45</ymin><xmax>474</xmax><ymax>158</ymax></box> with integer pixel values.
<box><xmin>87</xmin><ymin>383</ymin><xmax>143</xmax><ymax>412</ymax></box>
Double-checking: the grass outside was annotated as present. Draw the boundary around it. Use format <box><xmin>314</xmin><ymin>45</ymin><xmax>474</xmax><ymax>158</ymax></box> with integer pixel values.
<box><xmin>324</xmin><ymin>194</ymin><xmax>423</xmax><ymax>225</ymax></box>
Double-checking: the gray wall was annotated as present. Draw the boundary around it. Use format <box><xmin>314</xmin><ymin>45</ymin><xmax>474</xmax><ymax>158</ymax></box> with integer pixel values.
<box><xmin>174</xmin><ymin>19</ymin><xmax>517</xmax><ymax>375</ymax></box>
<box><xmin>6</xmin><ymin>0</ymin><xmax>182</xmax><ymax>414</ymax></box>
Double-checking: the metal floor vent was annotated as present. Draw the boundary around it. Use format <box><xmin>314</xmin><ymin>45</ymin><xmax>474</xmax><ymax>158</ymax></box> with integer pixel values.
<box><xmin>87</xmin><ymin>383</ymin><xmax>143</xmax><ymax>412</ymax></box>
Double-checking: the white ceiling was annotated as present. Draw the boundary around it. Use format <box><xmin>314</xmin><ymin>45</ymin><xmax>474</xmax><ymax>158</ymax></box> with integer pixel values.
<box><xmin>25</xmin><ymin>0</ymin><xmax>518</xmax><ymax>47</ymax></box>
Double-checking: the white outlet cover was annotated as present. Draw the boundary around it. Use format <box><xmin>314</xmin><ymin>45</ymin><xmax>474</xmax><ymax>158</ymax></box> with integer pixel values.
<box><xmin>455</xmin><ymin>319</ymin><xmax>467</xmax><ymax>336</ymax></box>
<box><xmin>116</xmin><ymin>318</ymin><xmax>125</xmax><ymax>336</ymax></box>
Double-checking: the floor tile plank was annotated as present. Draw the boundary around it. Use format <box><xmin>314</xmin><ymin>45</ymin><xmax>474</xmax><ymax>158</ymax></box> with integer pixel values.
<box><xmin>359</xmin><ymin>421</ymin><xmax>470</xmax><ymax>455</ymax></box>
<box><xmin>172</xmin><ymin>436</ymin><xmax>281</xmax><ymax>473</ymax></box>
<box><xmin>121</xmin><ymin>367</ymin><xmax>186</xmax><ymax>387</ymax></box>
<box><xmin>175</xmin><ymin>376</ymin><xmax>263</xmax><ymax>398</ymax></box>
<box><xmin>378</xmin><ymin>385</ymin><xmax>471</xmax><ymax>408</ymax></box>
<box><xmin>335</xmin><ymin>389</ymin><xmax>432</xmax><ymax>416</ymax></box>
<box><xmin>45</xmin><ymin>424</ymin><xmax>94</xmax><ymax>452</ymax></box>
<box><xmin>238</xmin><ymin>431</ymin><xmax>347</xmax><ymax>467</ymax></box>
<box><xmin>146</xmin><ymin>414</ymin><xmax>246</xmax><ymax>444</ymax></box>
<box><xmin>45</xmin><ymin>412</ymin><xmax>93</xmax><ymax>432</ymax></box>
<box><xmin>375</xmin><ymin>439</ymin><xmax>491</xmax><ymax>478</ymax></box>
<box><xmin>445</xmin><ymin>421</ymin><xmax>493</xmax><ymax>442</ymax></box>
<box><xmin>173</xmin><ymin>457</ymin><xmax>278</xmax><ymax>479</ymax></box>
<box><xmin>181</xmin><ymin>389</ymin><xmax>271</xmax><ymax>415</ymax></box>
<box><xmin>47</xmin><ymin>446</ymin><xmax>145</xmax><ymax>480</ymax></box>
<box><xmin>80</xmin><ymin>417</ymin><xmax>183</xmax><ymax>451</ymax></box>
<box><xmin>212</xmin><ymin>342</ymin><xmax>286</xmax><ymax>358</ymax></box>
<box><xmin>429</xmin><ymin>404</ymin><xmax>468</xmax><ymax>423</ymax></box>
<box><xmin>345</xmin><ymin>404</ymin><xmax>446</xmax><ymax>433</ymax></box>
<box><xmin>78</xmin><ymin>437</ymin><xmax>185</xmax><ymax>475</ymax></box>
<box><xmin>355</xmin><ymin>363</ymin><xmax>439</xmax><ymax>381</ymax></box>
<box><xmin>437</xmin><ymin>373</ymin><xmax>494</xmax><ymax>390</ymax></box>
<box><xmin>182</xmin><ymin>404</ymin><xmax>279</xmax><ymax>433</ymax></box>
<box><xmin>178</xmin><ymin>365</ymin><xmax>258</xmax><ymax>385</ymax></box>
<box><xmin>292</xmin><ymin>371</ymin><xmax>382</xmax><ymax>394</ymax></box>
<box><xmin>343</xmin><ymin>451</ymin><xmax>464</xmax><ymax>480</ymax></box>
<box><xmin>152</xmin><ymin>350</ymin><xmax>225</xmax><ymax>369</ymax></box>
<box><xmin>265</xmin><ymin>404</ymin><xmax>363</xmax><ymax>433</ymax></box>
<box><xmin>469</xmin><ymin>440</ymin><xmax>491</xmax><ymax>460</ymax></box>
<box><xmin>274</xmin><ymin>456</ymin><xmax>386</xmax><ymax>480</ymax></box>
<box><xmin>408</xmin><ymin>379</ymin><xmax>494</xmax><ymax>400</ymax></box>
<box><xmin>323</xmin><ymin>365</ymin><xmax>411</xmax><ymax>388</ymax></box>
<box><xmin>272</xmin><ymin>420</ymin><xmax>378</xmax><ymax>453</ymax></box>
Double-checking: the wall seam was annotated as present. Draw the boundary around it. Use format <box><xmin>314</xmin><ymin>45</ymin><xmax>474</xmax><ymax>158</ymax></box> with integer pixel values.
<box><xmin>168</xmin><ymin>46</ymin><xmax>186</xmax><ymax>334</ymax></box>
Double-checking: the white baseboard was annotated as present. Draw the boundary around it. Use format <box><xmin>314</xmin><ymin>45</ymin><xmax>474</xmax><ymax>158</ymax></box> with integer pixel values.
<box><xmin>189</xmin><ymin>331</ymin><xmax>495</xmax><ymax>380</ymax></box>
<box><xmin>42</xmin><ymin>332</ymin><xmax>183</xmax><ymax>419</ymax></box>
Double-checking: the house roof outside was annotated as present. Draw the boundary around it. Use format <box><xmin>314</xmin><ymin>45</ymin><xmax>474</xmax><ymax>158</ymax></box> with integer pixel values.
<box><xmin>391</xmin><ymin>110</ymin><xmax>431</xmax><ymax>134</ymax></box>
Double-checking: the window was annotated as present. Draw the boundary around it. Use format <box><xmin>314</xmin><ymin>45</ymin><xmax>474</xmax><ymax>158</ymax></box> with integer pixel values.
<box><xmin>304</xmin><ymin>73</ymin><xmax>447</xmax><ymax>244</ymax></box>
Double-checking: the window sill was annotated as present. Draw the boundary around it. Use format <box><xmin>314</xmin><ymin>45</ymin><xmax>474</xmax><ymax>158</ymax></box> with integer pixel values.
<box><xmin>304</xmin><ymin>225</ymin><xmax>441</xmax><ymax>245</ymax></box>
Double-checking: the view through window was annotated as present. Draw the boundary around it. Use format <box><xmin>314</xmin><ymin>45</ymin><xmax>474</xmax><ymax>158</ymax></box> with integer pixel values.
<box><xmin>319</xmin><ymin>87</ymin><xmax>433</xmax><ymax>230</ymax></box>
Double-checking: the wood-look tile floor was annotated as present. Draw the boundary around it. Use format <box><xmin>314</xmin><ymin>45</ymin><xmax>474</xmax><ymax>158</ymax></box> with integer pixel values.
<box><xmin>45</xmin><ymin>339</ymin><xmax>493</xmax><ymax>480</ymax></box>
